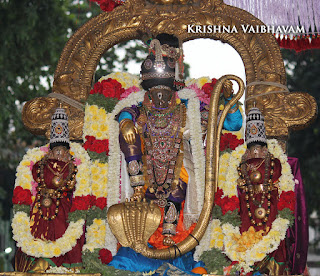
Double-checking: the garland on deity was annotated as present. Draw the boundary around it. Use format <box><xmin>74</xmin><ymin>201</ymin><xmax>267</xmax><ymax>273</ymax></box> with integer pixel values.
<box><xmin>81</xmin><ymin>72</ymin><xmax>234</xmax><ymax>273</ymax></box>
<box><xmin>12</xmin><ymin>143</ymin><xmax>91</xmax><ymax>258</ymax></box>
<box><xmin>196</xmin><ymin>139</ymin><xmax>296</xmax><ymax>275</ymax></box>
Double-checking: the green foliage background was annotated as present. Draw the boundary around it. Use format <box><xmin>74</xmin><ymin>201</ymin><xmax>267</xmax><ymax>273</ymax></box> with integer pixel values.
<box><xmin>0</xmin><ymin>0</ymin><xmax>148</xmax><ymax>221</ymax></box>
<box><xmin>283</xmin><ymin>49</ymin><xmax>320</xmax><ymax>247</ymax></box>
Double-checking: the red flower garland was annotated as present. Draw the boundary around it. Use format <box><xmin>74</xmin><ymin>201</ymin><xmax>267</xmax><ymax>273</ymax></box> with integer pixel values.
<box><xmin>70</xmin><ymin>195</ymin><xmax>92</xmax><ymax>212</ymax></box>
<box><xmin>12</xmin><ymin>187</ymin><xmax>32</xmax><ymax>205</ymax></box>
<box><xmin>220</xmin><ymin>133</ymin><xmax>244</xmax><ymax>152</ymax></box>
<box><xmin>98</xmin><ymin>248</ymin><xmax>113</xmax><ymax>264</ymax></box>
<box><xmin>202</xmin><ymin>78</ymin><xmax>218</xmax><ymax>97</ymax></box>
<box><xmin>83</xmin><ymin>136</ymin><xmax>109</xmax><ymax>155</ymax></box>
<box><xmin>90</xmin><ymin>78</ymin><xmax>124</xmax><ymax>99</ymax></box>
<box><xmin>89</xmin><ymin>0</ymin><xmax>122</xmax><ymax>12</ymax></box>
<box><xmin>94</xmin><ymin>197</ymin><xmax>107</xmax><ymax>210</ymax></box>
<box><xmin>277</xmin><ymin>191</ymin><xmax>295</xmax><ymax>212</ymax></box>
<box><xmin>214</xmin><ymin>187</ymin><xmax>240</xmax><ymax>215</ymax></box>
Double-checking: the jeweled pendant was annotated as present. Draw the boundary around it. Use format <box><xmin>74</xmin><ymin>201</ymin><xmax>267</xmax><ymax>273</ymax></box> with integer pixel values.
<box><xmin>249</xmin><ymin>170</ymin><xmax>262</xmax><ymax>183</ymax></box>
<box><xmin>254</xmin><ymin>207</ymin><xmax>266</xmax><ymax>219</ymax></box>
<box><xmin>41</xmin><ymin>197</ymin><xmax>52</xmax><ymax>208</ymax></box>
<box><xmin>52</xmin><ymin>175</ymin><xmax>63</xmax><ymax>187</ymax></box>
<box><xmin>157</xmin><ymin>198</ymin><xmax>167</xmax><ymax>208</ymax></box>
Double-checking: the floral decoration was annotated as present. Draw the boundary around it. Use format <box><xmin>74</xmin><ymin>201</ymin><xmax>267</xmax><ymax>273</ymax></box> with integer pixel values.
<box><xmin>98</xmin><ymin>248</ymin><xmax>113</xmax><ymax>264</ymax></box>
<box><xmin>83</xmin><ymin>219</ymin><xmax>107</xmax><ymax>252</ymax></box>
<box><xmin>12</xmin><ymin>186</ymin><xmax>32</xmax><ymax>205</ymax></box>
<box><xmin>82</xmin><ymin>73</ymin><xmax>142</xmax><ymax>261</ymax></box>
<box><xmin>90</xmin><ymin>78</ymin><xmax>125</xmax><ymax>99</ymax></box>
<box><xmin>12</xmin><ymin>143</ymin><xmax>91</xmax><ymax>258</ymax></box>
<box><xmin>12</xmin><ymin>211</ymin><xmax>85</xmax><ymax>258</ymax></box>
<box><xmin>83</xmin><ymin>136</ymin><xmax>109</xmax><ymax>154</ymax></box>
<box><xmin>185</xmin><ymin>77</ymin><xmax>219</xmax><ymax>104</ymax></box>
<box><xmin>201</xmin><ymin>139</ymin><xmax>296</xmax><ymax>274</ymax></box>
<box><xmin>89</xmin><ymin>0</ymin><xmax>124</xmax><ymax>12</ymax></box>
<box><xmin>278</xmin><ymin>191</ymin><xmax>295</xmax><ymax>211</ymax></box>
<box><xmin>220</xmin><ymin>132</ymin><xmax>244</xmax><ymax>153</ymax></box>
<box><xmin>214</xmin><ymin>187</ymin><xmax>240</xmax><ymax>215</ymax></box>
<box><xmin>100</xmin><ymin>72</ymin><xmax>140</xmax><ymax>89</ymax></box>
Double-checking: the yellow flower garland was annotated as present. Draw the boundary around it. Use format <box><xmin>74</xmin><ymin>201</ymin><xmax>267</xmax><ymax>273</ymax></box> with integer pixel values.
<box><xmin>211</xmin><ymin>139</ymin><xmax>295</xmax><ymax>273</ymax></box>
<box><xmin>12</xmin><ymin>142</ymin><xmax>91</xmax><ymax>258</ymax></box>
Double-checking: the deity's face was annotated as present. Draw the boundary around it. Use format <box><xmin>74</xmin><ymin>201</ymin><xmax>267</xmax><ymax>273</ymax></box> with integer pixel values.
<box><xmin>247</xmin><ymin>144</ymin><xmax>268</xmax><ymax>159</ymax></box>
<box><xmin>48</xmin><ymin>146</ymin><xmax>71</xmax><ymax>162</ymax></box>
<box><xmin>149</xmin><ymin>87</ymin><xmax>174</xmax><ymax>108</ymax></box>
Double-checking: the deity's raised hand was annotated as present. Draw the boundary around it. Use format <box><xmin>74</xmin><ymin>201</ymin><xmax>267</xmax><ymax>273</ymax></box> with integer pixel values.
<box><xmin>120</xmin><ymin>119</ymin><xmax>138</xmax><ymax>145</ymax></box>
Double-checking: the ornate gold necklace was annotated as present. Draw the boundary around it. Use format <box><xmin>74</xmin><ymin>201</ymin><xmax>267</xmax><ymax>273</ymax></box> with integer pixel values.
<box><xmin>245</xmin><ymin>158</ymin><xmax>265</xmax><ymax>183</ymax></box>
<box><xmin>140</xmin><ymin>102</ymin><xmax>186</xmax><ymax>208</ymax></box>
<box><xmin>35</xmin><ymin>156</ymin><xmax>77</xmax><ymax>221</ymax></box>
<box><xmin>238</xmin><ymin>152</ymin><xmax>275</xmax><ymax>227</ymax></box>
<box><xmin>46</xmin><ymin>161</ymin><xmax>70</xmax><ymax>187</ymax></box>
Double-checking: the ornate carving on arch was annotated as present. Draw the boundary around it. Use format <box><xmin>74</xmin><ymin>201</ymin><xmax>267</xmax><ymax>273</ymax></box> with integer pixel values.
<box><xmin>22</xmin><ymin>0</ymin><xmax>316</xmax><ymax>141</ymax></box>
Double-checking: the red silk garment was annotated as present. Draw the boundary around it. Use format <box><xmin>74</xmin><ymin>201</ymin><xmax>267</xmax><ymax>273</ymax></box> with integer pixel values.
<box><xmin>238</xmin><ymin>157</ymin><xmax>290</xmax><ymax>272</ymax></box>
<box><xmin>31</xmin><ymin>160</ymin><xmax>85</xmax><ymax>266</ymax></box>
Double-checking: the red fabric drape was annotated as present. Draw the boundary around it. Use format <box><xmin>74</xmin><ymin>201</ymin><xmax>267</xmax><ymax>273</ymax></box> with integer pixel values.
<box><xmin>276</xmin><ymin>36</ymin><xmax>320</xmax><ymax>52</ymax></box>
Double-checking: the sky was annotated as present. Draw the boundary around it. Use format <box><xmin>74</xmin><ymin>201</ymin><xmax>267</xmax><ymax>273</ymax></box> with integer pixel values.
<box><xmin>124</xmin><ymin>38</ymin><xmax>246</xmax><ymax>102</ymax></box>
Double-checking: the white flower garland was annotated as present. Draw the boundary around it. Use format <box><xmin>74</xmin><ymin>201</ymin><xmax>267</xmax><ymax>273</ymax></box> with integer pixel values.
<box><xmin>178</xmin><ymin>88</ymin><xmax>206</xmax><ymax>214</ymax></box>
<box><xmin>210</xmin><ymin>139</ymin><xmax>295</xmax><ymax>273</ymax></box>
<box><xmin>90</xmin><ymin>160</ymin><xmax>108</xmax><ymax>198</ymax></box>
<box><xmin>222</xmin><ymin>218</ymin><xmax>290</xmax><ymax>272</ymax></box>
<box><xmin>83</xmin><ymin>218</ymin><xmax>107</xmax><ymax>252</ymax></box>
<box><xmin>12</xmin><ymin>142</ymin><xmax>90</xmax><ymax>258</ymax></box>
<box><xmin>12</xmin><ymin>211</ymin><xmax>85</xmax><ymax>258</ymax></box>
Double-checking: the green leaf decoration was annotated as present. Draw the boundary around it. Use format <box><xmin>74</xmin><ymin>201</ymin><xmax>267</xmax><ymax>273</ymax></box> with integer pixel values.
<box><xmin>13</xmin><ymin>204</ymin><xmax>30</xmax><ymax>214</ymax></box>
<box><xmin>87</xmin><ymin>94</ymin><xmax>119</xmax><ymax>113</ymax></box>
<box><xmin>67</xmin><ymin>210</ymin><xmax>87</xmax><ymax>223</ymax></box>
<box><xmin>200</xmin><ymin>247</ymin><xmax>231</xmax><ymax>275</ymax></box>
<box><xmin>81</xmin><ymin>249</ymin><xmax>140</xmax><ymax>276</ymax></box>
<box><xmin>277</xmin><ymin>208</ymin><xmax>295</xmax><ymax>227</ymax></box>
<box><xmin>212</xmin><ymin>205</ymin><xmax>241</xmax><ymax>227</ymax></box>
<box><xmin>87</xmin><ymin>150</ymin><xmax>109</xmax><ymax>163</ymax></box>
<box><xmin>86</xmin><ymin>206</ymin><xmax>108</xmax><ymax>226</ymax></box>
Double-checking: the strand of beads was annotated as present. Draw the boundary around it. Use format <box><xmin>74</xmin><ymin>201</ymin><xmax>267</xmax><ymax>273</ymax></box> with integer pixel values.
<box><xmin>35</xmin><ymin>157</ymin><xmax>77</xmax><ymax>221</ymax></box>
<box><xmin>237</xmin><ymin>152</ymin><xmax>275</xmax><ymax>227</ymax></box>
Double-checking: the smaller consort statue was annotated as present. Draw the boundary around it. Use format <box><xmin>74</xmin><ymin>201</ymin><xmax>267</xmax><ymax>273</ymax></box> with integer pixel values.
<box><xmin>14</xmin><ymin>108</ymin><xmax>84</xmax><ymax>272</ymax></box>
<box><xmin>237</xmin><ymin>107</ymin><xmax>290</xmax><ymax>274</ymax></box>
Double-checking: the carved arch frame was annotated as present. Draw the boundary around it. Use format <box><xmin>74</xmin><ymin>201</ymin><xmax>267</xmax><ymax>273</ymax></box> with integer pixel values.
<box><xmin>22</xmin><ymin>0</ymin><xmax>317</xmax><ymax>142</ymax></box>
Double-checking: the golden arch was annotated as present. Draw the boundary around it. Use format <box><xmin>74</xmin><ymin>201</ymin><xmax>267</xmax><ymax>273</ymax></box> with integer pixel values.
<box><xmin>21</xmin><ymin>0</ymin><xmax>317</xmax><ymax>258</ymax></box>
<box><xmin>22</xmin><ymin>0</ymin><xmax>316</xmax><ymax>141</ymax></box>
